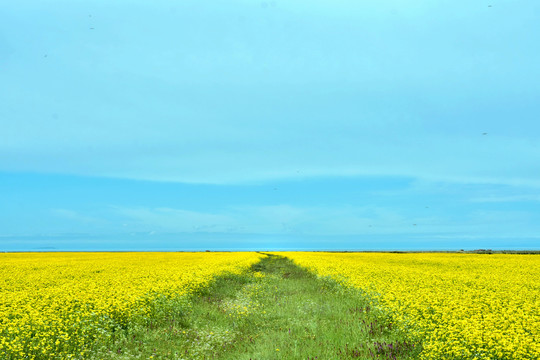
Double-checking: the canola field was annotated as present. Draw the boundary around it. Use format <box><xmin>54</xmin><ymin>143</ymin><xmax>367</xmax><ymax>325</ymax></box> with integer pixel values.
<box><xmin>0</xmin><ymin>252</ymin><xmax>262</xmax><ymax>359</ymax></box>
<box><xmin>282</xmin><ymin>252</ymin><xmax>540</xmax><ymax>359</ymax></box>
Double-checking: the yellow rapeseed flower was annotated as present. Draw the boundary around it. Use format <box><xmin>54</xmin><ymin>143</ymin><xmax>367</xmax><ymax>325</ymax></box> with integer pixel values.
<box><xmin>280</xmin><ymin>252</ymin><xmax>539</xmax><ymax>359</ymax></box>
<box><xmin>0</xmin><ymin>252</ymin><xmax>262</xmax><ymax>359</ymax></box>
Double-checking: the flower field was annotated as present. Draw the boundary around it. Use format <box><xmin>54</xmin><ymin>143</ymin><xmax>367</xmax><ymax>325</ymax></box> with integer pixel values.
<box><xmin>0</xmin><ymin>252</ymin><xmax>262</xmax><ymax>359</ymax></box>
<box><xmin>282</xmin><ymin>252</ymin><xmax>540</xmax><ymax>359</ymax></box>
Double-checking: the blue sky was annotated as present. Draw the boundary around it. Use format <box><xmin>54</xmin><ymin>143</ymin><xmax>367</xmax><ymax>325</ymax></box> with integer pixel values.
<box><xmin>1</xmin><ymin>0</ymin><xmax>539</xmax><ymax>251</ymax></box>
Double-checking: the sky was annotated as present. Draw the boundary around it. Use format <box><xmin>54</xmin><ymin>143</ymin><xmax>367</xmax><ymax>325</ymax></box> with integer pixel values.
<box><xmin>1</xmin><ymin>0</ymin><xmax>539</xmax><ymax>251</ymax></box>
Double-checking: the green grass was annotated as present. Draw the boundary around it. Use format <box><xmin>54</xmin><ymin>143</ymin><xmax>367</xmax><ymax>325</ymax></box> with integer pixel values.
<box><xmin>90</xmin><ymin>254</ymin><xmax>421</xmax><ymax>359</ymax></box>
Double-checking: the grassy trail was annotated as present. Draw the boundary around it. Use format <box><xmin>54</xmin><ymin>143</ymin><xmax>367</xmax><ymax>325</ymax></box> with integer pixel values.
<box><xmin>92</xmin><ymin>254</ymin><xmax>420</xmax><ymax>359</ymax></box>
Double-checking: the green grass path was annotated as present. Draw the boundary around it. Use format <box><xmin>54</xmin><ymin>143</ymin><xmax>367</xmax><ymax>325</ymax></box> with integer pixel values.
<box><xmin>92</xmin><ymin>254</ymin><xmax>420</xmax><ymax>359</ymax></box>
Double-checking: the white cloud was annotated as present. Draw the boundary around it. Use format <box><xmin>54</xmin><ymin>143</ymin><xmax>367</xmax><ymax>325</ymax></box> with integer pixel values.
<box><xmin>469</xmin><ymin>195</ymin><xmax>540</xmax><ymax>203</ymax></box>
<box><xmin>110</xmin><ymin>206</ymin><xmax>236</xmax><ymax>233</ymax></box>
<box><xmin>50</xmin><ymin>208</ymin><xmax>103</xmax><ymax>224</ymax></box>
<box><xmin>107</xmin><ymin>204</ymin><xmax>464</xmax><ymax>236</ymax></box>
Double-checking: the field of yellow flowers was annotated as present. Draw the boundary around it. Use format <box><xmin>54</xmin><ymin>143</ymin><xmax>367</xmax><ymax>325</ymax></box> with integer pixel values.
<box><xmin>0</xmin><ymin>252</ymin><xmax>262</xmax><ymax>359</ymax></box>
<box><xmin>282</xmin><ymin>252</ymin><xmax>539</xmax><ymax>359</ymax></box>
